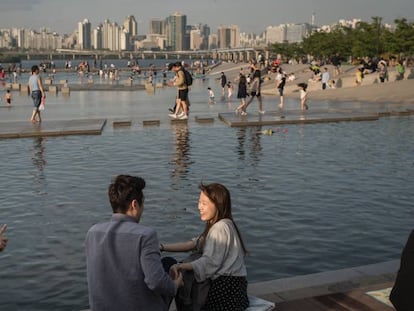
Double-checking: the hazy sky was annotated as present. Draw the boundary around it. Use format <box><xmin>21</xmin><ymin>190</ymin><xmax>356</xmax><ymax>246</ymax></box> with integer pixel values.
<box><xmin>0</xmin><ymin>0</ymin><xmax>413</xmax><ymax>35</ymax></box>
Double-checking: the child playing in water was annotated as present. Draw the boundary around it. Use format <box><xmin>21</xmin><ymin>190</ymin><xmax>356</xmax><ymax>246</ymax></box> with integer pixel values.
<box><xmin>207</xmin><ymin>87</ymin><xmax>215</xmax><ymax>104</ymax></box>
<box><xmin>5</xmin><ymin>90</ymin><xmax>12</xmax><ymax>106</ymax></box>
<box><xmin>298</xmin><ymin>83</ymin><xmax>308</xmax><ymax>110</ymax></box>
<box><xmin>227</xmin><ymin>81</ymin><xmax>233</xmax><ymax>100</ymax></box>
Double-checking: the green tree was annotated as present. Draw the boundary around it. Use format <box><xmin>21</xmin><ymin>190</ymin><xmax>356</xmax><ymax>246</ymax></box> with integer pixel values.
<box><xmin>265</xmin><ymin>17</ymin><xmax>414</xmax><ymax>63</ymax></box>
<box><xmin>269</xmin><ymin>42</ymin><xmax>304</xmax><ymax>62</ymax></box>
<box><xmin>390</xmin><ymin>18</ymin><xmax>414</xmax><ymax>56</ymax></box>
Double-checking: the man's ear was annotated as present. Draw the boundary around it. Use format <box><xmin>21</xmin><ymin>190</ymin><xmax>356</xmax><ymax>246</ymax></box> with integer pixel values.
<box><xmin>132</xmin><ymin>199</ymin><xmax>142</xmax><ymax>210</ymax></box>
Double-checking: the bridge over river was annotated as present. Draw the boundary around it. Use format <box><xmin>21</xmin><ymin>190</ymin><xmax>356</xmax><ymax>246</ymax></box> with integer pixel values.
<box><xmin>5</xmin><ymin>47</ymin><xmax>269</xmax><ymax>63</ymax></box>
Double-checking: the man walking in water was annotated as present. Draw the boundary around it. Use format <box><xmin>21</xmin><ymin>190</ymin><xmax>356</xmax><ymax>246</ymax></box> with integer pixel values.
<box><xmin>169</xmin><ymin>62</ymin><xmax>190</xmax><ymax>120</ymax></box>
<box><xmin>220</xmin><ymin>72</ymin><xmax>227</xmax><ymax>96</ymax></box>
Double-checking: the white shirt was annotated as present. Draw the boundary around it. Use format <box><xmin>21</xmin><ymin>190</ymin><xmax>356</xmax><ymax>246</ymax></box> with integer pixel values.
<box><xmin>191</xmin><ymin>219</ymin><xmax>247</xmax><ymax>282</ymax></box>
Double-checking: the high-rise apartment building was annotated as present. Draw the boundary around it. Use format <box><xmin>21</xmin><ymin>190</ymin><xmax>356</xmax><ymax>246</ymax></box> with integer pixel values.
<box><xmin>200</xmin><ymin>24</ymin><xmax>210</xmax><ymax>49</ymax></box>
<box><xmin>190</xmin><ymin>29</ymin><xmax>202</xmax><ymax>50</ymax></box>
<box><xmin>123</xmin><ymin>15</ymin><xmax>138</xmax><ymax>36</ymax></box>
<box><xmin>92</xmin><ymin>26</ymin><xmax>102</xmax><ymax>50</ymax></box>
<box><xmin>265</xmin><ymin>23</ymin><xmax>312</xmax><ymax>44</ymax></box>
<box><xmin>166</xmin><ymin>12</ymin><xmax>187</xmax><ymax>51</ymax></box>
<box><xmin>149</xmin><ymin>18</ymin><xmax>166</xmax><ymax>35</ymax></box>
<box><xmin>265</xmin><ymin>25</ymin><xmax>286</xmax><ymax>44</ymax></box>
<box><xmin>208</xmin><ymin>33</ymin><xmax>218</xmax><ymax>50</ymax></box>
<box><xmin>101</xmin><ymin>19</ymin><xmax>122</xmax><ymax>51</ymax></box>
<box><xmin>78</xmin><ymin>19</ymin><xmax>92</xmax><ymax>50</ymax></box>
<box><xmin>217</xmin><ymin>25</ymin><xmax>240</xmax><ymax>49</ymax></box>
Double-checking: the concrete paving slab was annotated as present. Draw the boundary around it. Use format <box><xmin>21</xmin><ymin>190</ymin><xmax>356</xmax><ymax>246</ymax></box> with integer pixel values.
<box><xmin>112</xmin><ymin>119</ymin><xmax>132</xmax><ymax>127</ymax></box>
<box><xmin>219</xmin><ymin>109</ymin><xmax>380</xmax><ymax>127</ymax></box>
<box><xmin>248</xmin><ymin>260</ymin><xmax>398</xmax><ymax>305</ymax></box>
<box><xmin>143</xmin><ymin>120</ymin><xmax>161</xmax><ymax>126</ymax></box>
<box><xmin>195</xmin><ymin>115</ymin><xmax>215</xmax><ymax>123</ymax></box>
<box><xmin>0</xmin><ymin>119</ymin><xmax>106</xmax><ymax>139</ymax></box>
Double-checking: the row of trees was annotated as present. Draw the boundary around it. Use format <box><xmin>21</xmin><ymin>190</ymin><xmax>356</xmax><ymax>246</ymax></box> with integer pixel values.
<box><xmin>269</xmin><ymin>17</ymin><xmax>414</xmax><ymax>63</ymax></box>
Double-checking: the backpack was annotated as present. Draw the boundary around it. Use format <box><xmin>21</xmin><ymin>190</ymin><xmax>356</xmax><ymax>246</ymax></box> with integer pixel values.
<box><xmin>397</xmin><ymin>64</ymin><xmax>405</xmax><ymax>74</ymax></box>
<box><xmin>181</xmin><ymin>69</ymin><xmax>193</xmax><ymax>86</ymax></box>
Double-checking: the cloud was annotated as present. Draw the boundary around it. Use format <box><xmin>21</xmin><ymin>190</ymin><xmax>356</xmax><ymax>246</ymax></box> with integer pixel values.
<box><xmin>1</xmin><ymin>0</ymin><xmax>43</xmax><ymax>11</ymax></box>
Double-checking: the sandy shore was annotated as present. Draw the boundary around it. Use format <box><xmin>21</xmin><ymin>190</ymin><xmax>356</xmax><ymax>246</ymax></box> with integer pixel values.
<box><xmin>210</xmin><ymin>62</ymin><xmax>414</xmax><ymax>105</ymax></box>
<box><xmin>307</xmin><ymin>78</ymin><xmax>414</xmax><ymax>104</ymax></box>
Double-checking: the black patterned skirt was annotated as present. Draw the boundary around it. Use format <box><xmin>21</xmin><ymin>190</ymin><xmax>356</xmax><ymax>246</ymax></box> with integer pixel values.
<box><xmin>203</xmin><ymin>276</ymin><xmax>249</xmax><ymax>311</ymax></box>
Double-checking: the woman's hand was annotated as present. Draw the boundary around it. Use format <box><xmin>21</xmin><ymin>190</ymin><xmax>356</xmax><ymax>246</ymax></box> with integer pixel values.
<box><xmin>169</xmin><ymin>264</ymin><xmax>180</xmax><ymax>279</ymax></box>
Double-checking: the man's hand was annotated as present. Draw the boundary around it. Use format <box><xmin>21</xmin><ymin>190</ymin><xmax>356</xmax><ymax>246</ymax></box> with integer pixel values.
<box><xmin>172</xmin><ymin>269</ymin><xmax>184</xmax><ymax>288</ymax></box>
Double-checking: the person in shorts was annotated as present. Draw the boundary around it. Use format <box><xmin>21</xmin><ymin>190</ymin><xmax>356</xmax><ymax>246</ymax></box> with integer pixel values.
<box><xmin>168</xmin><ymin>62</ymin><xmax>189</xmax><ymax>120</ymax></box>
<box><xmin>244</xmin><ymin>63</ymin><xmax>265</xmax><ymax>115</ymax></box>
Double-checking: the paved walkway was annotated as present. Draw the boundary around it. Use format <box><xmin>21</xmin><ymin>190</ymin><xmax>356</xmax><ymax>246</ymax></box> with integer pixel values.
<box><xmin>1</xmin><ymin>102</ymin><xmax>413</xmax><ymax>139</ymax></box>
<box><xmin>248</xmin><ymin>260</ymin><xmax>398</xmax><ymax>311</ymax></box>
<box><xmin>0</xmin><ymin>119</ymin><xmax>106</xmax><ymax>138</ymax></box>
<box><xmin>81</xmin><ymin>261</ymin><xmax>398</xmax><ymax>311</ymax></box>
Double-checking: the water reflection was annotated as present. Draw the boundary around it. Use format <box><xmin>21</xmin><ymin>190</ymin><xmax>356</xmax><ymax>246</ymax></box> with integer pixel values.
<box><xmin>31</xmin><ymin>137</ymin><xmax>46</xmax><ymax>191</ymax></box>
<box><xmin>170</xmin><ymin>124</ymin><xmax>192</xmax><ymax>186</ymax></box>
<box><xmin>236</xmin><ymin>126</ymin><xmax>263</xmax><ymax>165</ymax></box>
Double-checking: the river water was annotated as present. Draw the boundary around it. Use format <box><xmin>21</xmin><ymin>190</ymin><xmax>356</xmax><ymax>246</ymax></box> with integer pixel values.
<box><xmin>0</xmin><ymin>72</ymin><xmax>413</xmax><ymax>310</ymax></box>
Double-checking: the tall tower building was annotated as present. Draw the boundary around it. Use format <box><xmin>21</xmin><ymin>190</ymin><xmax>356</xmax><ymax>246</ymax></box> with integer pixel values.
<box><xmin>311</xmin><ymin>13</ymin><xmax>316</xmax><ymax>26</ymax></box>
<box><xmin>200</xmin><ymin>24</ymin><xmax>210</xmax><ymax>50</ymax></box>
<box><xmin>167</xmin><ymin>12</ymin><xmax>187</xmax><ymax>51</ymax></box>
<box><xmin>92</xmin><ymin>26</ymin><xmax>103</xmax><ymax>50</ymax></box>
<box><xmin>190</xmin><ymin>29</ymin><xmax>202</xmax><ymax>50</ymax></box>
<box><xmin>78</xmin><ymin>18</ymin><xmax>92</xmax><ymax>50</ymax></box>
<box><xmin>217</xmin><ymin>25</ymin><xmax>240</xmax><ymax>49</ymax></box>
<box><xmin>123</xmin><ymin>15</ymin><xmax>138</xmax><ymax>36</ymax></box>
<box><xmin>102</xmin><ymin>19</ymin><xmax>122</xmax><ymax>51</ymax></box>
<box><xmin>150</xmin><ymin>18</ymin><xmax>166</xmax><ymax>35</ymax></box>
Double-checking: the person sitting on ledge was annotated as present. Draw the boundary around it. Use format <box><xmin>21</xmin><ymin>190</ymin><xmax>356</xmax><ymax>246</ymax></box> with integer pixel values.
<box><xmin>390</xmin><ymin>229</ymin><xmax>414</xmax><ymax>311</ymax></box>
<box><xmin>85</xmin><ymin>175</ymin><xmax>183</xmax><ymax>311</ymax></box>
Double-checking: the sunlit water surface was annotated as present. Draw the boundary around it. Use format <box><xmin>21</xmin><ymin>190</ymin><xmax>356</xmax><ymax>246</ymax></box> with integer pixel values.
<box><xmin>0</xmin><ymin>72</ymin><xmax>413</xmax><ymax>311</ymax></box>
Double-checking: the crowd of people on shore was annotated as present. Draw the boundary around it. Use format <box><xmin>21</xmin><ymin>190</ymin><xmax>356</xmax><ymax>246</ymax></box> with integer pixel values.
<box><xmin>227</xmin><ymin>60</ymin><xmax>310</xmax><ymax>115</ymax></box>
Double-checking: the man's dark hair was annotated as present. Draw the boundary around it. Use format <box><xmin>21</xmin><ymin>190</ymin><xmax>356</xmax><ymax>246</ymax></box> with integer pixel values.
<box><xmin>108</xmin><ymin>175</ymin><xmax>145</xmax><ymax>213</ymax></box>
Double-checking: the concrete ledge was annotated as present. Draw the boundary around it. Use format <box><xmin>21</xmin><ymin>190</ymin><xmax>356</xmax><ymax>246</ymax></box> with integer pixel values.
<box><xmin>79</xmin><ymin>261</ymin><xmax>397</xmax><ymax>311</ymax></box>
<box><xmin>143</xmin><ymin>120</ymin><xmax>161</xmax><ymax>126</ymax></box>
<box><xmin>145</xmin><ymin>83</ymin><xmax>155</xmax><ymax>93</ymax></box>
<box><xmin>0</xmin><ymin>119</ymin><xmax>107</xmax><ymax>139</ymax></box>
<box><xmin>123</xmin><ymin>80</ymin><xmax>133</xmax><ymax>87</ymax></box>
<box><xmin>195</xmin><ymin>115</ymin><xmax>215</xmax><ymax>123</ymax></box>
<box><xmin>219</xmin><ymin>110</ymin><xmax>380</xmax><ymax>127</ymax></box>
<box><xmin>61</xmin><ymin>87</ymin><xmax>70</xmax><ymax>95</ymax></box>
<box><xmin>113</xmin><ymin>120</ymin><xmax>132</xmax><ymax>127</ymax></box>
<box><xmin>248</xmin><ymin>260</ymin><xmax>398</xmax><ymax>303</ymax></box>
<box><xmin>48</xmin><ymin>85</ymin><xmax>58</xmax><ymax>94</ymax></box>
<box><xmin>11</xmin><ymin>83</ymin><xmax>21</xmax><ymax>91</ymax></box>
<box><xmin>171</xmin><ymin>118</ymin><xmax>188</xmax><ymax>123</ymax></box>
<box><xmin>20</xmin><ymin>85</ymin><xmax>29</xmax><ymax>95</ymax></box>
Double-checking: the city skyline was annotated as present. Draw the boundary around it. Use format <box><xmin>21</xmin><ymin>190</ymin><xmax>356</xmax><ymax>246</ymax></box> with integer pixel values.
<box><xmin>0</xmin><ymin>0</ymin><xmax>413</xmax><ymax>35</ymax></box>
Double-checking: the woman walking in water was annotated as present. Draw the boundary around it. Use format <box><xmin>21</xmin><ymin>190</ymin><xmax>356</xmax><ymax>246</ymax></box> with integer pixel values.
<box><xmin>235</xmin><ymin>73</ymin><xmax>248</xmax><ymax>115</ymax></box>
<box><xmin>28</xmin><ymin>65</ymin><xmax>46</xmax><ymax>123</ymax></box>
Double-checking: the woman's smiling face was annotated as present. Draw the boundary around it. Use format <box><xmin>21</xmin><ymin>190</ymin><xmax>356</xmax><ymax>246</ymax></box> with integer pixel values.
<box><xmin>198</xmin><ymin>191</ymin><xmax>217</xmax><ymax>223</ymax></box>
